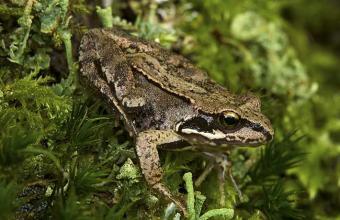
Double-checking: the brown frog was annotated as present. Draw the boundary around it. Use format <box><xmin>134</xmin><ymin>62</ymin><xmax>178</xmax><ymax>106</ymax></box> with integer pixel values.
<box><xmin>79</xmin><ymin>27</ymin><xmax>274</xmax><ymax>215</ymax></box>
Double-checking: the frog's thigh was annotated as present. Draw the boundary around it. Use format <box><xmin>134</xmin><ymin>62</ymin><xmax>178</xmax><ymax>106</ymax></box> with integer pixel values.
<box><xmin>136</xmin><ymin>130</ymin><xmax>186</xmax><ymax>213</ymax></box>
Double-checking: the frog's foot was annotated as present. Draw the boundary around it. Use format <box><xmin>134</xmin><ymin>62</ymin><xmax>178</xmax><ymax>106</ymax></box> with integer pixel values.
<box><xmin>226</xmin><ymin>165</ymin><xmax>243</xmax><ymax>201</ymax></box>
<box><xmin>135</xmin><ymin>130</ymin><xmax>187</xmax><ymax>216</ymax></box>
<box><xmin>218</xmin><ymin>154</ymin><xmax>243</xmax><ymax>201</ymax></box>
<box><xmin>153</xmin><ymin>183</ymin><xmax>187</xmax><ymax>216</ymax></box>
<box><xmin>199</xmin><ymin>153</ymin><xmax>243</xmax><ymax>201</ymax></box>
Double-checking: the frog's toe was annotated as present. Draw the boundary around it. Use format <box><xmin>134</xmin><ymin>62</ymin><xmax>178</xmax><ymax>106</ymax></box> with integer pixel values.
<box><xmin>175</xmin><ymin>200</ymin><xmax>187</xmax><ymax>217</ymax></box>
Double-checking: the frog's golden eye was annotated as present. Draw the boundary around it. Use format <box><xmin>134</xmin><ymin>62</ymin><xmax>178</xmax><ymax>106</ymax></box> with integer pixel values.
<box><xmin>220</xmin><ymin>112</ymin><xmax>240</xmax><ymax>128</ymax></box>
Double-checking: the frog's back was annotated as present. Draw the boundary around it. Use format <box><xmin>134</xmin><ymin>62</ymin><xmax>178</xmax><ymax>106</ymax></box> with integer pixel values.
<box><xmin>102</xmin><ymin>28</ymin><xmax>240</xmax><ymax>113</ymax></box>
<box><xmin>82</xmin><ymin>28</ymin><xmax>241</xmax><ymax>113</ymax></box>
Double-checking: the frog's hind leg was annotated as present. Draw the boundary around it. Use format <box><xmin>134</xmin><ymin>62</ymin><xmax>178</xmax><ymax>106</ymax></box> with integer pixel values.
<box><xmin>80</xmin><ymin>29</ymin><xmax>137</xmax><ymax>100</ymax></box>
<box><xmin>135</xmin><ymin>130</ymin><xmax>187</xmax><ymax>216</ymax></box>
<box><xmin>79</xmin><ymin>30</ymin><xmax>138</xmax><ymax>135</ymax></box>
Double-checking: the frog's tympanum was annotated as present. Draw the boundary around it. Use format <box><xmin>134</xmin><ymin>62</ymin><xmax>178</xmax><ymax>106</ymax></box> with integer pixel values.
<box><xmin>79</xmin><ymin>28</ymin><xmax>274</xmax><ymax>214</ymax></box>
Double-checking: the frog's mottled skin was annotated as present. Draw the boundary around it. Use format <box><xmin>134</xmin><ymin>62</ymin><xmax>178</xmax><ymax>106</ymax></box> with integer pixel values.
<box><xmin>79</xmin><ymin>28</ymin><xmax>274</xmax><ymax>214</ymax></box>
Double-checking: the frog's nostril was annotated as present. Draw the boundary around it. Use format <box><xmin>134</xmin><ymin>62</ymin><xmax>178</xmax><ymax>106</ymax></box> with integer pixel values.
<box><xmin>252</xmin><ymin>123</ymin><xmax>262</xmax><ymax>131</ymax></box>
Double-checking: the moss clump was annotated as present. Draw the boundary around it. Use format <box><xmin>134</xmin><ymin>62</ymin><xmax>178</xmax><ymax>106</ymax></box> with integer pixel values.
<box><xmin>1</xmin><ymin>0</ymin><xmax>339</xmax><ymax>219</ymax></box>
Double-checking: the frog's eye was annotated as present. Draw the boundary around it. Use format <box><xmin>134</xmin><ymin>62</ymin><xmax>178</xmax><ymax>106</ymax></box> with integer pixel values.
<box><xmin>220</xmin><ymin>112</ymin><xmax>240</xmax><ymax>128</ymax></box>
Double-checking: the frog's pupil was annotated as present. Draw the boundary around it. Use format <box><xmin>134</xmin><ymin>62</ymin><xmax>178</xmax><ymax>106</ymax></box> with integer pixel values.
<box><xmin>224</xmin><ymin>115</ymin><xmax>238</xmax><ymax>125</ymax></box>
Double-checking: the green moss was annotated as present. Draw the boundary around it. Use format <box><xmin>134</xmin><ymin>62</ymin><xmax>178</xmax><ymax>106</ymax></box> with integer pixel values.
<box><xmin>116</xmin><ymin>158</ymin><xmax>141</xmax><ymax>181</ymax></box>
<box><xmin>0</xmin><ymin>0</ymin><xmax>339</xmax><ymax>219</ymax></box>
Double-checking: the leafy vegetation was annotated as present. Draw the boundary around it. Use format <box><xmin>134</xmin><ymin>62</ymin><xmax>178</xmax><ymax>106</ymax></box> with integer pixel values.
<box><xmin>1</xmin><ymin>0</ymin><xmax>339</xmax><ymax>219</ymax></box>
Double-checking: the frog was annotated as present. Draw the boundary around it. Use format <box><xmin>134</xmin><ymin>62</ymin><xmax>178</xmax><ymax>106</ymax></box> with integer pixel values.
<box><xmin>78</xmin><ymin>27</ymin><xmax>274</xmax><ymax>215</ymax></box>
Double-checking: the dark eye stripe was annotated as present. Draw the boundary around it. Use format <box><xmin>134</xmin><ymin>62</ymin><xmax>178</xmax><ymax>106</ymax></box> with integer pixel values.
<box><xmin>176</xmin><ymin>116</ymin><xmax>213</xmax><ymax>133</ymax></box>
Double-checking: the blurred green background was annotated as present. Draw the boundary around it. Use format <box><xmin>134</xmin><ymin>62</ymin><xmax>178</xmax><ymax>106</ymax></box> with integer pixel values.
<box><xmin>0</xmin><ymin>0</ymin><xmax>339</xmax><ymax>219</ymax></box>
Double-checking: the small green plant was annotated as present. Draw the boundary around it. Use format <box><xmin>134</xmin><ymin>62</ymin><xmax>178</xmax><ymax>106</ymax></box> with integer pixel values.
<box><xmin>183</xmin><ymin>172</ymin><xmax>234</xmax><ymax>220</ymax></box>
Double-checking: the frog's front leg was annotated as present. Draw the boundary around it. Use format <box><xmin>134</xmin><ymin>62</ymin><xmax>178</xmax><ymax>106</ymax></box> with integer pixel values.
<box><xmin>135</xmin><ymin>130</ymin><xmax>187</xmax><ymax>215</ymax></box>
<box><xmin>197</xmin><ymin>153</ymin><xmax>243</xmax><ymax>206</ymax></box>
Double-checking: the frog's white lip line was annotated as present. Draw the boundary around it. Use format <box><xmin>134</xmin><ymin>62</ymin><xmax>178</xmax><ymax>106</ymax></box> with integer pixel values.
<box><xmin>180</xmin><ymin>128</ymin><xmax>227</xmax><ymax>139</ymax></box>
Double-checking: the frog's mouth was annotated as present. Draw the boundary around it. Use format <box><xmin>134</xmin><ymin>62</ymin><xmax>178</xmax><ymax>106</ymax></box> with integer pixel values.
<box><xmin>178</xmin><ymin>126</ymin><xmax>272</xmax><ymax>148</ymax></box>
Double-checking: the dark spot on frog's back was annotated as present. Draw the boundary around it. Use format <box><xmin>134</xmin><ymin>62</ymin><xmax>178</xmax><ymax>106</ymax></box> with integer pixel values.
<box><xmin>93</xmin><ymin>59</ymin><xmax>107</xmax><ymax>82</ymax></box>
<box><xmin>131</xmin><ymin>105</ymin><xmax>160</xmax><ymax>131</ymax></box>
<box><xmin>127</xmin><ymin>42</ymin><xmax>138</xmax><ymax>50</ymax></box>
